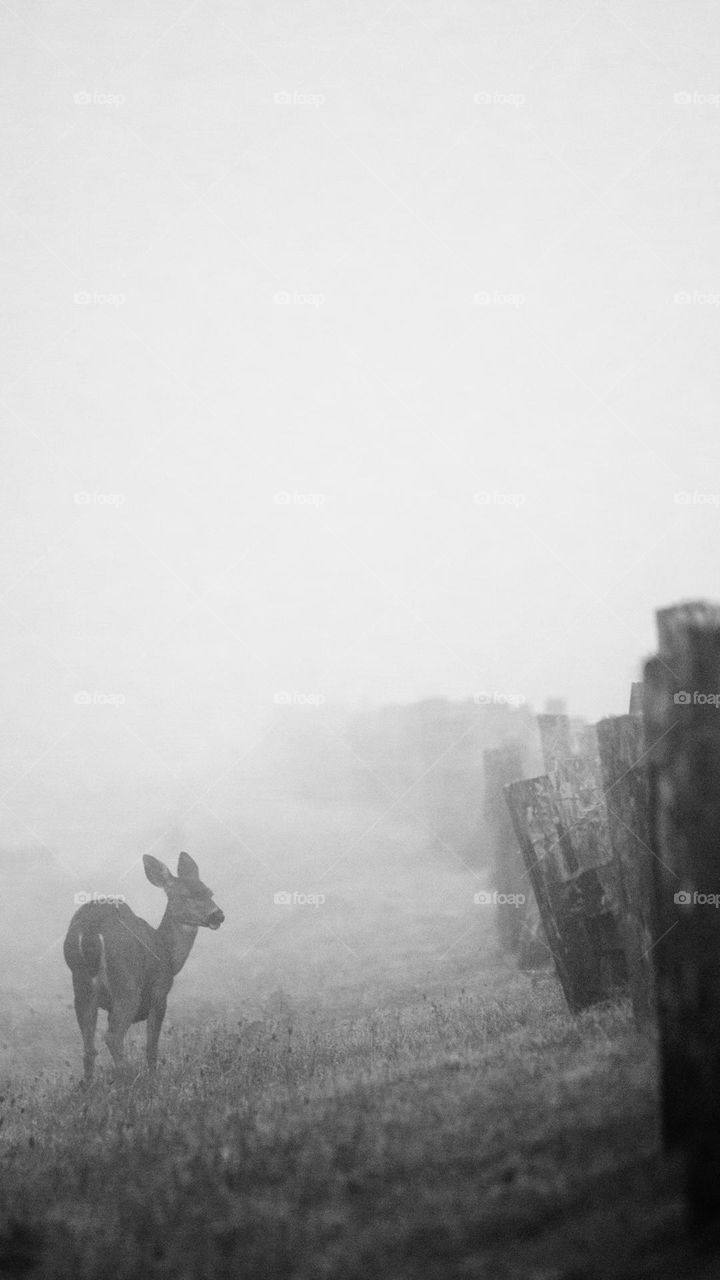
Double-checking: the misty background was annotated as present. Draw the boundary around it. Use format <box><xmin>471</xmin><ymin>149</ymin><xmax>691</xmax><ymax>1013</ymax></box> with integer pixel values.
<box><xmin>1</xmin><ymin>2</ymin><xmax>719</xmax><ymax>1042</ymax></box>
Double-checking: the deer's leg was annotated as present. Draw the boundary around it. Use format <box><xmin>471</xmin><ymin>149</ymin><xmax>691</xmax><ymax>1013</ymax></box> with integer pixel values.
<box><xmin>73</xmin><ymin>973</ymin><xmax>98</xmax><ymax>1084</ymax></box>
<box><xmin>146</xmin><ymin>996</ymin><xmax>167</xmax><ymax>1074</ymax></box>
<box><xmin>104</xmin><ymin>996</ymin><xmax>136</xmax><ymax>1074</ymax></box>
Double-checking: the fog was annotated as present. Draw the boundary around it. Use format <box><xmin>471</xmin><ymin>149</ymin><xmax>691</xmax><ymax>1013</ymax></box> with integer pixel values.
<box><xmin>2</xmin><ymin>1</ymin><xmax>720</xmax><ymax>1026</ymax></box>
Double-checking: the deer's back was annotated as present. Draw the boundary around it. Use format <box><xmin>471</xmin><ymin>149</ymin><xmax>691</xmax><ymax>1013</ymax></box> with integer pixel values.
<box><xmin>64</xmin><ymin>901</ymin><xmax>173</xmax><ymax>1009</ymax></box>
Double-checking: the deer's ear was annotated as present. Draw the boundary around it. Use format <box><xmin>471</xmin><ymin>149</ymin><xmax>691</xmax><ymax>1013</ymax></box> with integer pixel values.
<box><xmin>143</xmin><ymin>854</ymin><xmax>173</xmax><ymax>887</ymax></box>
<box><xmin>178</xmin><ymin>850</ymin><xmax>200</xmax><ymax>880</ymax></box>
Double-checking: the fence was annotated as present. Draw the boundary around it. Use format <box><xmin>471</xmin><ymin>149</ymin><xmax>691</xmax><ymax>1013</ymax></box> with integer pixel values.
<box><xmin>481</xmin><ymin>600</ymin><xmax>720</xmax><ymax>1225</ymax></box>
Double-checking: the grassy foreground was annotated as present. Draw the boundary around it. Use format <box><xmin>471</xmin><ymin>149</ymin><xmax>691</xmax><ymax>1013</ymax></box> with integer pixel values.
<box><xmin>1</xmin><ymin>964</ymin><xmax>715</xmax><ymax>1279</ymax></box>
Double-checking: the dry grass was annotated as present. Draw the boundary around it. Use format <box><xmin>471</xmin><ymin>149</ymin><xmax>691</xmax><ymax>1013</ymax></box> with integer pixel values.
<box><xmin>1</xmin><ymin>965</ymin><xmax>700</xmax><ymax>1280</ymax></box>
<box><xmin>0</xmin><ymin>806</ymin><xmax>710</xmax><ymax>1278</ymax></box>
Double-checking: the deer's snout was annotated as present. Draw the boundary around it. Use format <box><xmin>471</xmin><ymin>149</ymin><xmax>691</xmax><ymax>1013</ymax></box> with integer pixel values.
<box><xmin>207</xmin><ymin>908</ymin><xmax>225</xmax><ymax>929</ymax></box>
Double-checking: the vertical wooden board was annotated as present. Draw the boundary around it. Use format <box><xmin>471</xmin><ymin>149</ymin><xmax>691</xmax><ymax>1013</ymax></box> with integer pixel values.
<box><xmin>552</xmin><ymin>755</ymin><xmax>613</xmax><ymax>872</ymax></box>
<box><xmin>551</xmin><ymin>755</ymin><xmax>624</xmax><ymax>993</ymax></box>
<box><xmin>597</xmin><ymin>715</ymin><xmax>654</xmax><ymax>1031</ymax></box>
<box><xmin>517</xmin><ymin>885</ymin><xmax>551</xmax><ymax>970</ymax></box>
<box><xmin>656</xmin><ymin>600</ymin><xmax>720</xmax><ymax>653</ymax></box>
<box><xmin>579</xmin><ymin>722</ymin><xmax>604</xmax><ymax>790</ymax></box>
<box><xmin>505</xmin><ymin>777</ymin><xmax>612</xmax><ymax>1012</ymax></box>
<box><xmin>629</xmin><ymin>682</ymin><xmax>644</xmax><ymax>716</ymax></box>
<box><xmin>547</xmin><ymin>740</ymin><xmax>626</xmax><ymax>989</ymax></box>
<box><xmin>486</xmin><ymin>750</ymin><xmax>551</xmax><ymax>970</ymax></box>
<box><xmin>644</xmin><ymin>647</ymin><xmax>704</xmax><ymax>1153</ymax></box>
<box><xmin>519</xmin><ymin>713</ymin><xmax>626</xmax><ymax>994</ymax></box>
<box><xmin>644</xmin><ymin>601</ymin><xmax>720</xmax><ymax>1223</ymax></box>
<box><xmin>537</xmin><ymin>713</ymin><xmax>574</xmax><ymax>785</ymax></box>
<box><xmin>483</xmin><ymin>744</ymin><xmax>524</xmax><ymax>952</ymax></box>
<box><xmin>505</xmin><ymin>776</ymin><xmax>576</xmax><ymax>1007</ymax></box>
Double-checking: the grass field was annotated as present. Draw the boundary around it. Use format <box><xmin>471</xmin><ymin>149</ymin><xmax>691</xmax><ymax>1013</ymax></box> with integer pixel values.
<box><xmin>1</xmin><ymin>958</ymin><xmax>712</xmax><ymax>1279</ymax></box>
<box><xmin>1</xmin><ymin>801</ymin><xmax>717</xmax><ymax>1280</ymax></box>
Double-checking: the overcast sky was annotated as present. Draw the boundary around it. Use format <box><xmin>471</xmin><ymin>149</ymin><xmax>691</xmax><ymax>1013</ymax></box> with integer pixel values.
<box><xmin>2</xmin><ymin>1</ymin><xmax>720</xmax><ymax>859</ymax></box>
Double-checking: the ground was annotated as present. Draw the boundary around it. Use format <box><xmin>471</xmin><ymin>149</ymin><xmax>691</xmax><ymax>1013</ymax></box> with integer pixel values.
<box><xmin>1</xmin><ymin>805</ymin><xmax>716</xmax><ymax>1278</ymax></box>
<box><xmin>2</xmin><ymin>957</ymin><xmax>717</xmax><ymax>1278</ymax></box>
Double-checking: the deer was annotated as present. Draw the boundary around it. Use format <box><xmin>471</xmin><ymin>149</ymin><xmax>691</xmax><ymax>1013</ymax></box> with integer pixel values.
<box><xmin>63</xmin><ymin>851</ymin><xmax>224</xmax><ymax>1083</ymax></box>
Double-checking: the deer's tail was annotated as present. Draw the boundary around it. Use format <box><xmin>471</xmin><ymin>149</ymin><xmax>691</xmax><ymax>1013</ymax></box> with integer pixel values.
<box><xmin>64</xmin><ymin>913</ymin><xmax>103</xmax><ymax>976</ymax></box>
<box><xmin>78</xmin><ymin>922</ymin><xmax>103</xmax><ymax>976</ymax></box>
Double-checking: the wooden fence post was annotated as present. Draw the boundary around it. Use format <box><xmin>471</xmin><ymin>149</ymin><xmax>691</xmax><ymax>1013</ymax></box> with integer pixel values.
<box><xmin>596</xmin><ymin>715</ymin><xmax>654</xmax><ymax>1031</ymax></box>
<box><xmin>629</xmin><ymin>682</ymin><xmax>644</xmax><ymax>716</ymax></box>
<box><xmin>483</xmin><ymin>744</ymin><xmax>525</xmax><ymax>954</ymax></box>
<box><xmin>517</xmin><ymin>884</ymin><xmax>550</xmax><ymax>970</ymax></box>
<box><xmin>505</xmin><ymin>774</ymin><xmax>626</xmax><ymax>1010</ymax></box>
<box><xmin>505</xmin><ymin>776</ymin><xmax>588</xmax><ymax>1008</ymax></box>
<box><xmin>578</xmin><ymin>722</ymin><xmax>604</xmax><ymax>790</ymax></box>
<box><xmin>537</xmin><ymin>713</ymin><xmax>574</xmax><ymax>786</ymax></box>
<box><xmin>644</xmin><ymin>601</ymin><xmax>720</xmax><ymax>1224</ymax></box>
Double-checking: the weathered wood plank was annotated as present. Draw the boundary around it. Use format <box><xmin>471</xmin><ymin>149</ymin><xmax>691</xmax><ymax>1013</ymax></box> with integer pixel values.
<box><xmin>596</xmin><ymin>715</ymin><xmax>654</xmax><ymax>1031</ymax></box>
<box><xmin>537</xmin><ymin>713</ymin><xmax>574</xmax><ymax>786</ymax></box>
<box><xmin>483</xmin><ymin>744</ymin><xmax>525</xmax><ymax>954</ymax></box>
<box><xmin>505</xmin><ymin>776</ymin><xmax>626</xmax><ymax>1011</ymax></box>
<box><xmin>644</xmin><ymin>600</ymin><xmax>720</xmax><ymax>1224</ymax></box>
<box><xmin>629</xmin><ymin>682</ymin><xmax>644</xmax><ymax>716</ymax></box>
<box><xmin>550</xmin><ymin>755</ymin><xmax>611</xmax><ymax>869</ymax></box>
<box><xmin>578</xmin><ymin>722</ymin><xmax>604</xmax><ymax>790</ymax></box>
<box><xmin>517</xmin><ymin>884</ymin><xmax>550</xmax><ymax>970</ymax></box>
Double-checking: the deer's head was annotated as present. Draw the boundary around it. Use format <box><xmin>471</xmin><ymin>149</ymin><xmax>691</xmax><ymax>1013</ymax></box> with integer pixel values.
<box><xmin>143</xmin><ymin>851</ymin><xmax>225</xmax><ymax>929</ymax></box>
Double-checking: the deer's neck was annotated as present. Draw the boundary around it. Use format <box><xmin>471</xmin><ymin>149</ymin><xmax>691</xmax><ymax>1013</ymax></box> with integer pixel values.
<box><xmin>157</xmin><ymin>908</ymin><xmax>198</xmax><ymax>975</ymax></box>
